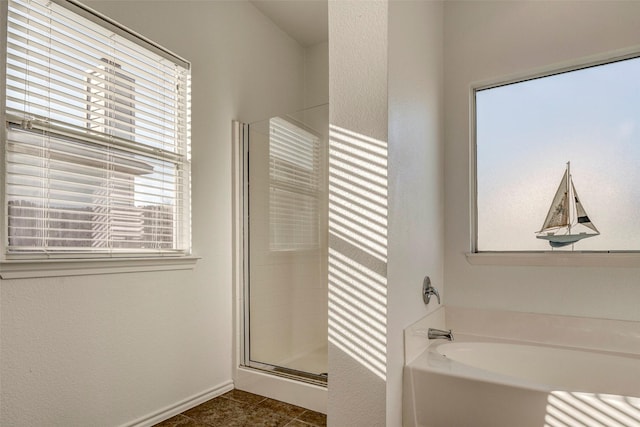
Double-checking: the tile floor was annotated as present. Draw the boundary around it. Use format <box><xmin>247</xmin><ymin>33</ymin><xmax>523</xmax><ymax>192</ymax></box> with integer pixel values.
<box><xmin>154</xmin><ymin>389</ymin><xmax>327</xmax><ymax>427</ymax></box>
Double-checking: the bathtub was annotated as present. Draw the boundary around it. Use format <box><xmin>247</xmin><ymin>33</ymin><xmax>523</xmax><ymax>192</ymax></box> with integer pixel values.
<box><xmin>403</xmin><ymin>335</ymin><xmax>640</xmax><ymax>427</ymax></box>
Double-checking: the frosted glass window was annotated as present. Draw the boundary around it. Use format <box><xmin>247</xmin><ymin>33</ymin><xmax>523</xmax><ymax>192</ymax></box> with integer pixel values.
<box><xmin>475</xmin><ymin>55</ymin><xmax>640</xmax><ymax>252</ymax></box>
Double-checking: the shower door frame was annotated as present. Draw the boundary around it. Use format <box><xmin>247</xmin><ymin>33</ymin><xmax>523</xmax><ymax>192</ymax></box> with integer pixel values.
<box><xmin>239</xmin><ymin>121</ymin><xmax>327</xmax><ymax>387</ymax></box>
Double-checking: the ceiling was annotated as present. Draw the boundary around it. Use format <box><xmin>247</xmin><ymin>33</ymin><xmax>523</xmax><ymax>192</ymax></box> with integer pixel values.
<box><xmin>250</xmin><ymin>0</ymin><xmax>328</xmax><ymax>47</ymax></box>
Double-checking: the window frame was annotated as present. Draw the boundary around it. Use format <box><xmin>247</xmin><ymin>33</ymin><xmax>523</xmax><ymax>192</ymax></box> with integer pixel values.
<box><xmin>468</xmin><ymin>48</ymin><xmax>640</xmax><ymax>267</ymax></box>
<box><xmin>0</xmin><ymin>0</ymin><xmax>197</xmax><ymax>276</ymax></box>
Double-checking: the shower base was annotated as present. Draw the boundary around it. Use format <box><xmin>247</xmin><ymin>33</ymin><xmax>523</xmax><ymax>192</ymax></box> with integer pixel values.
<box><xmin>281</xmin><ymin>345</ymin><xmax>328</xmax><ymax>377</ymax></box>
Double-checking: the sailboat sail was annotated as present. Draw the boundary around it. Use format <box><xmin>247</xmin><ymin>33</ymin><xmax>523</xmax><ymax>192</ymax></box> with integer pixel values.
<box><xmin>572</xmin><ymin>181</ymin><xmax>599</xmax><ymax>233</ymax></box>
<box><xmin>536</xmin><ymin>162</ymin><xmax>599</xmax><ymax>248</ymax></box>
<box><xmin>539</xmin><ymin>170</ymin><xmax>569</xmax><ymax>232</ymax></box>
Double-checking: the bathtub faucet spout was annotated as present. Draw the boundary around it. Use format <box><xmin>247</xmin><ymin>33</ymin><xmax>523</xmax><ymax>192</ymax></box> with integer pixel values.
<box><xmin>428</xmin><ymin>328</ymin><xmax>454</xmax><ymax>341</ymax></box>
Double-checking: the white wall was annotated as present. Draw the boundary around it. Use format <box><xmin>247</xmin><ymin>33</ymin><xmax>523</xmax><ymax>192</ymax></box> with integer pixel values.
<box><xmin>387</xmin><ymin>1</ymin><xmax>444</xmax><ymax>425</ymax></box>
<box><xmin>444</xmin><ymin>1</ymin><xmax>640</xmax><ymax>321</ymax></box>
<box><xmin>328</xmin><ymin>1</ymin><xmax>388</xmax><ymax>425</ymax></box>
<box><xmin>304</xmin><ymin>41</ymin><xmax>329</xmax><ymax>108</ymax></box>
<box><xmin>328</xmin><ymin>2</ymin><xmax>445</xmax><ymax>426</ymax></box>
<box><xmin>0</xmin><ymin>1</ymin><xmax>305</xmax><ymax>426</ymax></box>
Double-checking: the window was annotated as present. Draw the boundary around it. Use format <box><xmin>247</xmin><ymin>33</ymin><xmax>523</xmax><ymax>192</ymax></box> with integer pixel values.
<box><xmin>268</xmin><ymin>117</ymin><xmax>321</xmax><ymax>251</ymax></box>
<box><xmin>3</xmin><ymin>0</ymin><xmax>191</xmax><ymax>257</ymax></box>
<box><xmin>474</xmin><ymin>54</ymin><xmax>640</xmax><ymax>252</ymax></box>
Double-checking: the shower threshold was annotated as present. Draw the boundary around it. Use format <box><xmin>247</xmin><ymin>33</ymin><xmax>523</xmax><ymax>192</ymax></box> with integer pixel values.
<box><xmin>244</xmin><ymin>361</ymin><xmax>328</xmax><ymax>387</ymax></box>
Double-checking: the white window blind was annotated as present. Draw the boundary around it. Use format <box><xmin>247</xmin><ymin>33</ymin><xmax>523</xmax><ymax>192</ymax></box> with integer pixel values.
<box><xmin>4</xmin><ymin>0</ymin><xmax>191</xmax><ymax>255</ymax></box>
<box><xmin>269</xmin><ymin>117</ymin><xmax>320</xmax><ymax>251</ymax></box>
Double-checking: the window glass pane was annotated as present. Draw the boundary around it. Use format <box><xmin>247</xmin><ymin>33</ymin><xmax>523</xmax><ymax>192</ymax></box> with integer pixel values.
<box><xmin>476</xmin><ymin>56</ymin><xmax>640</xmax><ymax>251</ymax></box>
<box><xmin>6</xmin><ymin>127</ymin><xmax>181</xmax><ymax>252</ymax></box>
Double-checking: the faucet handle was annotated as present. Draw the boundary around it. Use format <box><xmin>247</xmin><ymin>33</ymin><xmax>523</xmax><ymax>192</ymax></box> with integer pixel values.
<box><xmin>422</xmin><ymin>276</ymin><xmax>440</xmax><ymax>305</ymax></box>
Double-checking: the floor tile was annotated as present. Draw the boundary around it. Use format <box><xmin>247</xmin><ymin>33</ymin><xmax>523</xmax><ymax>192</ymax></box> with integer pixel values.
<box><xmin>221</xmin><ymin>405</ymin><xmax>292</xmax><ymax>427</ymax></box>
<box><xmin>297</xmin><ymin>410</ymin><xmax>327</xmax><ymax>426</ymax></box>
<box><xmin>222</xmin><ymin>389</ymin><xmax>268</xmax><ymax>406</ymax></box>
<box><xmin>283</xmin><ymin>420</ymin><xmax>311</xmax><ymax>427</ymax></box>
<box><xmin>257</xmin><ymin>398</ymin><xmax>307</xmax><ymax>419</ymax></box>
<box><xmin>153</xmin><ymin>389</ymin><xmax>325</xmax><ymax>427</ymax></box>
<box><xmin>153</xmin><ymin>414</ymin><xmax>208</xmax><ymax>427</ymax></box>
<box><xmin>182</xmin><ymin>396</ymin><xmax>249</xmax><ymax>426</ymax></box>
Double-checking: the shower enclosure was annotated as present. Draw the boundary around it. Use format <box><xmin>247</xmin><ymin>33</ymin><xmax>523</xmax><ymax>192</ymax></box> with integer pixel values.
<box><xmin>240</xmin><ymin>104</ymin><xmax>328</xmax><ymax>385</ymax></box>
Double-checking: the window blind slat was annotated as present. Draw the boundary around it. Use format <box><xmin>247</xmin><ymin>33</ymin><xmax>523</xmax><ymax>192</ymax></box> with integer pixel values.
<box><xmin>6</xmin><ymin>58</ymin><xmax>181</xmax><ymax>135</ymax></box>
<box><xmin>6</xmin><ymin>9</ymin><xmax>187</xmax><ymax>145</ymax></box>
<box><xmin>9</xmin><ymin>2</ymin><xmax>180</xmax><ymax>88</ymax></box>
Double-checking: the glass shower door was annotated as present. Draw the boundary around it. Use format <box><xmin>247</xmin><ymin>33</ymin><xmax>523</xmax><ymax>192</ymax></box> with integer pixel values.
<box><xmin>242</xmin><ymin>104</ymin><xmax>328</xmax><ymax>384</ymax></box>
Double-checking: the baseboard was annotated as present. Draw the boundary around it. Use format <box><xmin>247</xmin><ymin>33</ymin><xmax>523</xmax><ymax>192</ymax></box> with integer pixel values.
<box><xmin>119</xmin><ymin>380</ymin><xmax>234</xmax><ymax>427</ymax></box>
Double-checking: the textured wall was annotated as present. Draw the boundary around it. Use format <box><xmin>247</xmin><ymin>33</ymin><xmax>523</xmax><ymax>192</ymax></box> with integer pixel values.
<box><xmin>0</xmin><ymin>1</ymin><xmax>305</xmax><ymax>425</ymax></box>
<box><xmin>328</xmin><ymin>1</ymin><xmax>389</xmax><ymax>425</ymax></box>
<box><xmin>304</xmin><ymin>42</ymin><xmax>329</xmax><ymax>109</ymax></box>
<box><xmin>444</xmin><ymin>1</ymin><xmax>640</xmax><ymax>320</ymax></box>
<box><xmin>387</xmin><ymin>1</ymin><xmax>444</xmax><ymax>425</ymax></box>
<box><xmin>327</xmin><ymin>3</ymin><xmax>445</xmax><ymax>425</ymax></box>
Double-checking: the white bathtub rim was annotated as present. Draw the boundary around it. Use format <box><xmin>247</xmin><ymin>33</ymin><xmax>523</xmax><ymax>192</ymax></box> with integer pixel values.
<box><xmin>410</xmin><ymin>339</ymin><xmax>553</xmax><ymax>395</ymax></box>
<box><xmin>430</xmin><ymin>332</ymin><xmax>640</xmax><ymax>360</ymax></box>
<box><xmin>437</xmin><ymin>340</ymin><xmax>640</xmax><ymax>397</ymax></box>
<box><xmin>408</xmin><ymin>334</ymin><xmax>640</xmax><ymax>398</ymax></box>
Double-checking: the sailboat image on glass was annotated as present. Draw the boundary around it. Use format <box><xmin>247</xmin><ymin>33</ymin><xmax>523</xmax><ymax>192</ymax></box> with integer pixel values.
<box><xmin>536</xmin><ymin>162</ymin><xmax>599</xmax><ymax>248</ymax></box>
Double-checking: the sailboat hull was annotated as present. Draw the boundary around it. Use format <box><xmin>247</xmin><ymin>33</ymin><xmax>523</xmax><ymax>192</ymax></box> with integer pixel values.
<box><xmin>536</xmin><ymin>233</ymin><xmax>599</xmax><ymax>247</ymax></box>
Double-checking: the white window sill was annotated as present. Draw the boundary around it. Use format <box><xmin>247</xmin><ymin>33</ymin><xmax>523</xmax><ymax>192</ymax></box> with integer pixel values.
<box><xmin>466</xmin><ymin>252</ymin><xmax>640</xmax><ymax>268</ymax></box>
<box><xmin>0</xmin><ymin>256</ymin><xmax>199</xmax><ymax>279</ymax></box>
